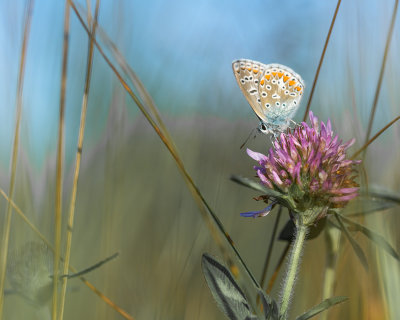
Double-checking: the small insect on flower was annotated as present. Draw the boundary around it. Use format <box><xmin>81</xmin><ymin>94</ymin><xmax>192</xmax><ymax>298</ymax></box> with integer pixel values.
<box><xmin>242</xmin><ymin>111</ymin><xmax>361</xmax><ymax>226</ymax></box>
<box><xmin>232</xmin><ymin>59</ymin><xmax>305</xmax><ymax>136</ymax></box>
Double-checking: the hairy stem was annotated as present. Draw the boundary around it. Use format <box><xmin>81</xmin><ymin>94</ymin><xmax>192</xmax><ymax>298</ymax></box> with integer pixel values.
<box><xmin>279</xmin><ymin>224</ymin><xmax>308</xmax><ymax>320</ymax></box>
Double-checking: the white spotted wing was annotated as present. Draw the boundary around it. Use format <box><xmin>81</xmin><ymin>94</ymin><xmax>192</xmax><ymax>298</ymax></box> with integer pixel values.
<box><xmin>232</xmin><ymin>59</ymin><xmax>305</xmax><ymax>133</ymax></box>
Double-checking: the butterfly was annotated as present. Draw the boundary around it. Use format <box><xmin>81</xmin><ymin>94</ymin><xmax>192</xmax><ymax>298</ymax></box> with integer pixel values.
<box><xmin>232</xmin><ymin>59</ymin><xmax>305</xmax><ymax>136</ymax></box>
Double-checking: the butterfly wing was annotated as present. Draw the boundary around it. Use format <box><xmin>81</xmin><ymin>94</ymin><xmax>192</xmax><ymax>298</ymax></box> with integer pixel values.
<box><xmin>258</xmin><ymin>64</ymin><xmax>305</xmax><ymax>127</ymax></box>
<box><xmin>232</xmin><ymin>59</ymin><xmax>268</xmax><ymax>122</ymax></box>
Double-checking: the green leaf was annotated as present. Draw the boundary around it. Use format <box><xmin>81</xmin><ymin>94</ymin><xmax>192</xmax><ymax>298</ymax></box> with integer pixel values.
<box><xmin>295</xmin><ymin>296</ymin><xmax>348</xmax><ymax>320</ymax></box>
<box><xmin>230</xmin><ymin>175</ymin><xmax>283</xmax><ymax>198</ymax></box>
<box><xmin>230</xmin><ymin>175</ymin><xmax>295</xmax><ymax>210</ymax></box>
<box><xmin>344</xmin><ymin>192</ymin><xmax>399</xmax><ymax>217</ymax></box>
<box><xmin>364</xmin><ymin>190</ymin><xmax>400</xmax><ymax>205</ymax></box>
<box><xmin>333</xmin><ymin>213</ymin><xmax>369</xmax><ymax>271</ymax></box>
<box><xmin>201</xmin><ymin>254</ymin><xmax>255</xmax><ymax>320</ymax></box>
<box><xmin>339</xmin><ymin>214</ymin><xmax>400</xmax><ymax>261</ymax></box>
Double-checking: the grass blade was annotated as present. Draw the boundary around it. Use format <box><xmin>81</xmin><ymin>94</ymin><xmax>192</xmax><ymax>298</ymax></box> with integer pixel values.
<box><xmin>63</xmin><ymin>253</ymin><xmax>119</xmax><ymax>279</ymax></box>
<box><xmin>366</xmin><ymin>190</ymin><xmax>400</xmax><ymax>205</ymax></box>
<box><xmin>295</xmin><ymin>296</ymin><xmax>348</xmax><ymax>320</ymax></box>
<box><xmin>352</xmin><ymin>116</ymin><xmax>400</xmax><ymax>159</ymax></box>
<box><xmin>0</xmin><ymin>0</ymin><xmax>34</xmax><ymax>317</ymax></box>
<box><xmin>333</xmin><ymin>212</ymin><xmax>369</xmax><ymax>271</ymax></box>
<box><xmin>363</xmin><ymin>0</ymin><xmax>399</xmax><ymax>156</ymax></box>
<box><xmin>302</xmin><ymin>0</ymin><xmax>342</xmax><ymax>121</ymax></box>
<box><xmin>339</xmin><ymin>214</ymin><xmax>400</xmax><ymax>261</ymax></box>
<box><xmin>58</xmin><ymin>1</ymin><xmax>100</xmax><ymax>319</ymax></box>
<box><xmin>344</xmin><ymin>191</ymin><xmax>400</xmax><ymax>217</ymax></box>
<box><xmin>230</xmin><ymin>175</ymin><xmax>284</xmax><ymax>198</ymax></box>
<box><xmin>52</xmin><ymin>2</ymin><xmax>70</xmax><ymax>319</ymax></box>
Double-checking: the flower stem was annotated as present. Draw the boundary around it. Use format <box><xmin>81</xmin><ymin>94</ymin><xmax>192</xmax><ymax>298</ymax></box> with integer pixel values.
<box><xmin>279</xmin><ymin>223</ymin><xmax>308</xmax><ymax>320</ymax></box>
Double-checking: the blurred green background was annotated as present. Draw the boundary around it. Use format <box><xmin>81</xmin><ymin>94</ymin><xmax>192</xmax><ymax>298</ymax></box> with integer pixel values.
<box><xmin>0</xmin><ymin>0</ymin><xmax>399</xmax><ymax>319</ymax></box>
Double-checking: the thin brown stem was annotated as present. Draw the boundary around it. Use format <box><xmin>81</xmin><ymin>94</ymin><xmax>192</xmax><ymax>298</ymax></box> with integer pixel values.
<box><xmin>52</xmin><ymin>1</ymin><xmax>70</xmax><ymax>319</ymax></box>
<box><xmin>0</xmin><ymin>1</ymin><xmax>34</xmax><ymax>317</ymax></box>
<box><xmin>363</xmin><ymin>0</ymin><xmax>399</xmax><ymax>156</ymax></box>
<box><xmin>302</xmin><ymin>0</ymin><xmax>342</xmax><ymax>121</ymax></box>
<box><xmin>0</xmin><ymin>189</ymin><xmax>134</xmax><ymax>320</ymax></box>
<box><xmin>94</xmin><ymin>25</ymin><xmax>172</xmax><ymax>142</ymax></box>
<box><xmin>351</xmin><ymin>115</ymin><xmax>400</xmax><ymax>159</ymax></box>
<box><xmin>58</xmin><ymin>1</ymin><xmax>100</xmax><ymax>319</ymax></box>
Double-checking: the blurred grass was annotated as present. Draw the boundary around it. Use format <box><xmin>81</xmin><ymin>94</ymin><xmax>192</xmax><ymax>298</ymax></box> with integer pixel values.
<box><xmin>1</xmin><ymin>0</ymin><xmax>400</xmax><ymax>319</ymax></box>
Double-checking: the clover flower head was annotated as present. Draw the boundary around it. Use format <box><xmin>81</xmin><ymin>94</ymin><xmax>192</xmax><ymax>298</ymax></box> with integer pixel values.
<box><xmin>244</xmin><ymin>111</ymin><xmax>361</xmax><ymax>225</ymax></box>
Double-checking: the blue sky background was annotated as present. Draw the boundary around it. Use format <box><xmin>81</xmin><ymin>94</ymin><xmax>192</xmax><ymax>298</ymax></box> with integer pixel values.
<box><xmin>0</xmin><ymin>0</ymin><xmax>399</xmax><ymax>168</ymax></box>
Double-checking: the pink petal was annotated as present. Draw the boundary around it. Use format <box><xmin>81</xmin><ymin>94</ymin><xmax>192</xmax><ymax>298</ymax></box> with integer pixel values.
<box><xmin>247</xmin><ymin>148</ymin><xmax>268</xmax><ymax>162</ymax></box>
<box><xmin>330</xmin><ymin>193</ymin><xmax>358</xmax><ymax>203</ymax></box>
<box><xmin>329</xmin><ymin>187</ymin><xmax>359</xmax><ymax>194</ymax></box>
<box><xmin>271</xmin><ymin>170</ymin><xmax>283</xmax><ymax>185</ymax></box>
<box><xmin>257</xmin><ymin>170</ymin><xmax>273</xmax><ymax>188</ymax></box>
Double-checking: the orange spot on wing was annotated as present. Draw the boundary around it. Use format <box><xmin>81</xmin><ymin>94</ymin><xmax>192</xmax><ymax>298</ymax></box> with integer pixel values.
<box><xmin>289</xmin><ymin>80</ymin><xmax>296</xmax><ymax>86</ymax></box>
<box><xmin>253</xmin><ymin>69</ymin><xmax>259</xmax><ymax>74</ymax></box>
<box><xmin>271</xmin><ymin>71</ymin><xmax>277</xmax><ymax>77</ymax></box>
<box><xmin>278</xmin><ymin>72</ymin><xmax>283</xmax><ymax>78</ymax></box>
<box><xmin>283</xmin><ymin>75</ymin><xmax>289</xmax><ymax>82</ymax></box>
<box><xmin>295</xmin><ymin>86</ymin><xmax>302</xmax><ymax>91</ymax></box>
<box><xmin>260</xmin><ymin>79</ymin><xmax>265</xmax><ymax>86</ymax></box>
<box><xmin>265</xmin><ymin>74</ymin><xmax>271</xmax><ymax>80</ymax></box>
<box><xmin>247</xmin><ymin>67</ymin><xmax>252</xmax><ymax>71</ymax></box>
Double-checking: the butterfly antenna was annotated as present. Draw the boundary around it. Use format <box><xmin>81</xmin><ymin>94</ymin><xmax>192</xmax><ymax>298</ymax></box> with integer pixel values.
<box><xmin>240</xmin><ymin>128</ymin><xmax>257</xmax><ymax>149</ymax></box>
